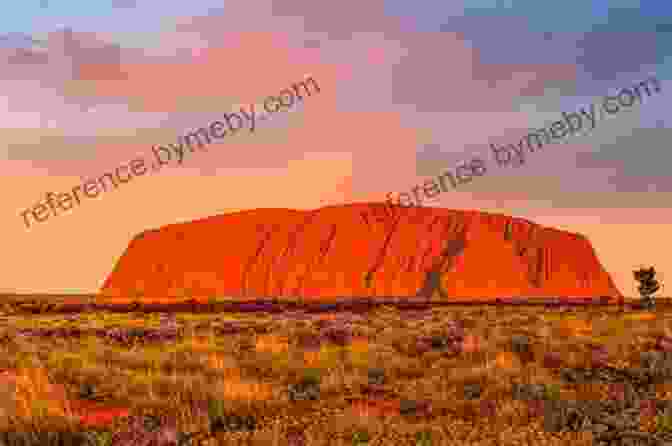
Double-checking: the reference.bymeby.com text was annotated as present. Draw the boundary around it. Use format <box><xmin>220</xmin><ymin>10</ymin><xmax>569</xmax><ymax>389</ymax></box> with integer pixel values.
<box><xmin>384</xmin><ymin>75</ymin><xmax>661</xmax><ymax>215</ymax></box>
<box><xmin>19</xmin><ymin>76</ymin><xmax>321</xmax><ymax>231</ymax></box>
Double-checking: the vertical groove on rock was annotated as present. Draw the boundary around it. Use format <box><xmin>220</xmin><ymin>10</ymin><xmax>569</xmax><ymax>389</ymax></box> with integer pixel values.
<box><xmin>275</xmin><ymin>211</ymin><xmax>318</xmax><ymax>295</ymax></box>
<box><xmin>528</xmin><ymin>223</ymin><xmax>536</xmax><ymax>244</ymax></box>
<box><xmin>419</xmin><ymin>216</ymin><xmax>447</xmax><ymax>270</ymax></box>
<box><xmin>418</xmin><ymin>242</ymin><xmax>435</xmax><ymax>274</ymax></box>
<box><xmin>416</xmin><ymin>224</ymin><xmax>468</xmax><ymax>299</ymax></box>
<box><xmin>428</xmin><ymin>216</ymin><xmax>441</xmax><ymax>233</ymax></box>
<box><xmin>241</xmin><ymin>227</ymin><xmax>273</xmax><ymax>297</ymax></box>
<box><xmin>359</xmin><ymin>211</ymin><xmax>371</xmax><ymax>229</ymax></box>
<box><xmin>406</xmin><ymin>255</ymin><xmax>416</xmax><ymax>273</ymax></box>
<box><xmin>293</xmin><ymin>223</ymin><xmax>337</xmax><ymax>295</ymax></box>
<box><xmin>546</xmin><ymin>247</ymin><xmax>550</xmax><ymax>282</ymax></box>
<box><xmin>317</xmin><ymin>224</ymin><xmax>337</xmax><ymax>265</ymax></box>
<box><xmin>504</xmin><ymin>219</ymin><xmax>513</xmax><ymax>241</ymax></box>
<box><xmin>364</xmin><ymin>206</ymin><xmax>403</xmax><ymax>296</ymax></box>
<box><xmin>534</xmin><ymin>247</ymin><xmax>544</xmax><ymax>288</ymax></box>
<box><xmin>442</xmin><ymin>237</ymin><xmax>468</xmax><ymax>271</ymax></box>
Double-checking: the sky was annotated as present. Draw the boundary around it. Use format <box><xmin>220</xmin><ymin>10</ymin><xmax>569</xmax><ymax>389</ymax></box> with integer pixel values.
<box><xmin>2</xmin><ymin>0</ymin><xmax>671</xmax><ymax>297</ymax></box>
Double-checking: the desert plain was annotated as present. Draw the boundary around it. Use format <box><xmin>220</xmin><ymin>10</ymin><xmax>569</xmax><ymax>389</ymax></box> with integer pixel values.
<box><xmin>3</xmin><ymin>296</ymin><xmax>672</xmax><ymax>446</ymax></box>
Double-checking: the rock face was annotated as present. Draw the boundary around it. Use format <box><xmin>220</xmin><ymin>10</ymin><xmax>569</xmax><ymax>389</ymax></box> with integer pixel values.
<box><xmin>101</xmin><ymin>203</ymin><xmax>622</xmax><ymax>302</ymax></box>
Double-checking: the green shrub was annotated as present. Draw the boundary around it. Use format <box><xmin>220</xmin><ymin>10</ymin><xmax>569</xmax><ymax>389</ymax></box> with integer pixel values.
<box><xmin>415</xmin><ymin>430</ymin><xmax>433</xmax><ymax>446</ymax></box>
<box><xmin>657</xmin><ymin>412</ymin><xmax>672</xmax><ymax>433</ymax></box>
<box><xmin>85</xmin><ymin>431</ymin><xmax>113</xmax><ymax>446</ymax></box>
<box><xmin>208</xmin><ymin>398</ymin><xmax>226</xmax><ymax>421</ymax></box>
<box><xmin>352</xmin><ymin>429</ymin><xmax>370</xmax><ymax>445</ymax></box>
<box><xmin>301</xmin><ymin>368</ymin><xmax>322</xmax><ymax>386</ymax></box>
<box><xmin>544</xmin><ymin>383</ymin><xmax>561</xmax><ymax>401</ymax></box>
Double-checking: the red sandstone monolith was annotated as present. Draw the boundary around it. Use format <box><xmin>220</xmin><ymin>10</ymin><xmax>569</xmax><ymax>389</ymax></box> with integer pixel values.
<box><xmin>101</xmin><ymin>203</ymin><xmax>622</xmax><ymax>302</ymax></box>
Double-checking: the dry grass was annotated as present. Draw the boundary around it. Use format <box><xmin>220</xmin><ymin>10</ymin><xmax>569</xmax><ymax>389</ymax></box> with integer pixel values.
<box><xmin>0</xmin><ymin>303</ymin><xmax>669</xmax><ymax>444</ymax></box>
<box><xmin>0</xmin><ymin>365</ymin><xmax>71</xmax><ymax>421</ymax></box>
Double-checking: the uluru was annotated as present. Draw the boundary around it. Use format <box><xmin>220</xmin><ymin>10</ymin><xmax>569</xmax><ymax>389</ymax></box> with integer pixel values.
<box><xmin>100</xmin><ymin>203</ymin><xmax>623</xmax><ymax>302</ymax></box>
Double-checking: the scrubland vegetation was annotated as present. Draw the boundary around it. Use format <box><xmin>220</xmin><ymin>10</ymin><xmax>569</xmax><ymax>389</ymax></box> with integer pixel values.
<box><xmin>2</xmin><ymin>299</ymin><xmax>672</xmax><ymax>445</ymax></box>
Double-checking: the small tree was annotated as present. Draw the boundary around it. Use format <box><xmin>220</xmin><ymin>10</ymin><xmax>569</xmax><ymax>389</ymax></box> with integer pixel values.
<box><xmin>634</xmin><ymin>266</ymin><xmax>661</xmax><ymax>309</ymax></box>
